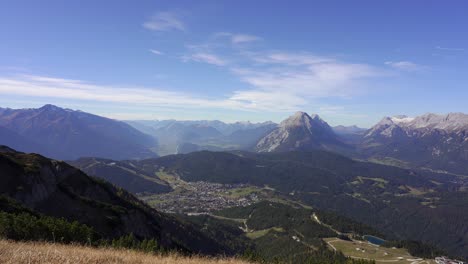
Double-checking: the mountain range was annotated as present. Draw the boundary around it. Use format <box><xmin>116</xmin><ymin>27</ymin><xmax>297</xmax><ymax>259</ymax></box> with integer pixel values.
<box><xmin>362</xmin><ymin>113</ymin><xmax>468</xmax><ymax>174</ymax></box>
<box><xmin>1</xmin><ymin>105</ymin><xmax>468</xmax><ymax>176</ymax></box>
<box><xmin>1</xmin><ymin>104</ymin><xmax>467</xmax><ymax>261</ymax></box>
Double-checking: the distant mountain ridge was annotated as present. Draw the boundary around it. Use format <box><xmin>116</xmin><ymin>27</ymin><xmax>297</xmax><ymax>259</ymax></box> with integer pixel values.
<box><xmin>362</xmin><ymin>112</ymin><xmax>468</xmax><ymax>174</ymax></box>
<box><xmin>0</xmin><ymin>105</ymin><xmax>157</xmax><ymax>160</ymax></box>
<box><xmin>128</xmin><ymin>119</ymin><xmax>276</xmax><ymax>136</ymax></box>
<box><xmin>1</xmin><ymin>104</ymin><xmax>467</xmax><ymax>174</ymax></box>
<box><xmin>366</xmin><ymin>113</ymin><xmax>468</xmax><ymax>137</ymax></box>
<box><xmin>333</xmin><ymin>125</ymin><xmax>366</xmax><ymax>135</ymax></box>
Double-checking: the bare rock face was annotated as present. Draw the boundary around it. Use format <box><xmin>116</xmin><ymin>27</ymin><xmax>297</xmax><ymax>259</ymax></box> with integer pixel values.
<box><xmin>255</xmin><ymin>112</ymin><xmax>344</xmax><ymax>152</ymax></box>
<box><xmin>366</xmin><ymin>113</ymin><xmax>468</xmax><ymax>139</ymax></box>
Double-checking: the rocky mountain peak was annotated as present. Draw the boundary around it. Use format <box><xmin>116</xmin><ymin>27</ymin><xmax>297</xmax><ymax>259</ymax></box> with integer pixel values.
<box><xmin>280</xmin><ymin>111</ymin><xmax>312</xmax><ymax>127</ymax></box>
<box><xmin>39</xmin><ymin>104</ymin><xmax>63</xmax><ymax>111</ymax></box>
<box><xmin>256</xmin><ymin>111</ymin><xmax>341</xmax><ymax>152</ymax></box>
<box><xmin>279</xmin><ymin>111</ymin><xmax>326</xmax><ymax>129</ymax></box>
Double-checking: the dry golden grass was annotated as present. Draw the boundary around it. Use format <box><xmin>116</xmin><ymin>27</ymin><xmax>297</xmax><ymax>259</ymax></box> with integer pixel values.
<box><xmin>0</xmin><ymin>240</ymin><xmax>252</xmax><ymax>264</ymax></box>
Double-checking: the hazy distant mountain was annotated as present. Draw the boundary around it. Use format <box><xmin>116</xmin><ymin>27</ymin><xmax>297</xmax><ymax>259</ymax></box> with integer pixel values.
<box><xmin>211</xmin><ymin>120</ymin><xmax>277</xmax><ymax>135</ymax></box>
<box><xmin>333</xmin><ymin>125</ymin><xmax>367</xmax><ymax>144</ymax></box>
<box><xmin>255</xmin><ymin>112</ymin><xmax>346</xmax><ymax>152</ymax></box>
<box><xmin>333</xmin><ymin>125</ymin><xmax>366</xmax><ymax>135</ymax></box>
<box><xmin>128</xmin><ymin>120</ymin><xmax>275</xmax><ymax>136</ymax></box>
<box><xmin>156</xmin><ymin>123</ymin><xmax>223</xmax><ymax>142</ymax></box>
<box><xmin>225</xmin><ymin>123</ymin><xmax>277</xmax><ymax>149</ymax></box>
<box><xmin>152</xmin><ymin>123</ymin><xmax>223</xmax><ymax>155</ymax></box>
<box><xmin>362</xmin><ymin>113</ymin><xmax>468</xmax><ymax>173</ymax></box>
<box><xmin>127</xmin><ymin>119</ymin><xmax>277</xmax><ymax>155</ymax></box>
<box><xmin>124</xmin><ymin>120</ymin><xmax>158</xmax><ymax>135</ymax></box>
<box><xmin>0</xmin><ymin>105</ymin><xmax>157</xmax><ymax>160</ymax></box>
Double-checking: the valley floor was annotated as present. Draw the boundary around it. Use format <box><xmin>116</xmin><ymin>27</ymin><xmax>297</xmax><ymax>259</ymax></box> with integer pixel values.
<box><xmin>0</xmin><ymin>240</ymin><xmax>252</xmax><ymax>264</ymax></box>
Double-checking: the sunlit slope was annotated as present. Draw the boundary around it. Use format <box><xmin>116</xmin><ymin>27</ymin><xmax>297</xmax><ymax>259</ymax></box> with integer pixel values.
<box><xmin>0</xmin><ymin>240</ymin><xmax>252</xmax><ymax>264</ymax></box>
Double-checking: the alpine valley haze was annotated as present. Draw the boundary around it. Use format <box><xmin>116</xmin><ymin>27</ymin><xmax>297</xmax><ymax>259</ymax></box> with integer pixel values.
<box><xmin>0</xmin><ymin>1</ymin><xmax>467</xmax><ymax>264</ymax></box>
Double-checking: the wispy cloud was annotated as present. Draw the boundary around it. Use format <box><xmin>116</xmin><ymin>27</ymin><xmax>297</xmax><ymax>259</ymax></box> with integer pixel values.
<box><xmin>0</xmin><ymin>75</ymin><xmax>286</xmax><ymax>112</ymax></box>
<box><xmin>232</xmin><ymin>52</ymin><xmax>381</xmax><ymax>100</ymax></box>
<box><xmin>149</xmin><ymin>49</ymin><xmax>163</xmax><ymax>55</ymax></box>
<box><xmin>229</xmin><ymin>90</ymin><xmax>306</xmax><ymax>111</ymax></box>
<box><xmin>214</xmin><ymin>32</ymin><xmax>261</xmax><ymax>44</ymax></box>
<box><xmin>182</xmin><ymin>52</ymin><xmax>227</xmax><ymax>66</ymax></box>
<box><xmin>435</xmin><ymin>46</ymin><xmax>465</xmax><ymax>52</ymax></box>
<box><xmin>231</xmin><ymin>34</ymin><xmax>260</xmax><ymax>44</ymax></box>
<box><xmin>143</xmin><ymin>12</ymin><xmax>185</xmax><ymax>32</ymax></box>
<box><xmin>250</xmin><ymin>52</ymin><xmax>332</xmax><ymax>65</ymax></box>
<box><xmin>384</xmin><ymin>61</ymin><xmax>424</xmax><ymax>72</ymax></box>
<box><xmin>0</xmin><ymin>75</ymin><xmax>213</xmax><ymax>108</ymax></box>
<box><xmin>0</xmin><ymin>33</ymin><xmax>389</xmax><ymax>117</ymax></box>
<box><xmin>178</xmin><ymin>35</ymin><xmax>383</xmax><ymax>110</ymax></box>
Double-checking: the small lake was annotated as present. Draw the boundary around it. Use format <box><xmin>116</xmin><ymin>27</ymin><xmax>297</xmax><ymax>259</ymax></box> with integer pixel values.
<box><xmin>363</xmin><ymin>235</ymin><xmax>386</xmax><ymax>245</ymax></box>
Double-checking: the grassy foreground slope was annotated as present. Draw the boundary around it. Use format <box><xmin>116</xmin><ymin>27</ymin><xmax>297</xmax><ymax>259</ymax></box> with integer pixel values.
<box><xmin>0</xmin><ymin>240</ymin><xmax>251</xmax><ymax>264</ymax></box>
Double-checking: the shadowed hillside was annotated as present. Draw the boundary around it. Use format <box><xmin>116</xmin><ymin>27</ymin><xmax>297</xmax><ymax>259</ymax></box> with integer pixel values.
<box><xmin>0</xmin><ymin>146</ymin><xmax>233</xmax><ymax>255</ymax></box>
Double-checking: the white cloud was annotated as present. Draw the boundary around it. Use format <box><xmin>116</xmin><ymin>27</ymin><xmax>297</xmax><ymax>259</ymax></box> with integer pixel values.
<box><xmin>318</xmin><ymin>105</ymin><xmax>345</xmax><ymax>114</ymax></box>
<box><xmin>0</xmin><ymin>75</ymin><xmax>286</xmax><ymax>112</ymax></box>
<box><xmin>143</xmin><ymin>12</ymin><xmax>185</xmax><ymax>32</ymax></box>
<box><xmin>213</xmin><ymin>32</ymin><xmax>261</xmax><ymax>44</ymax></box>
<box><xmin>229</xmin><ymin>90</ymin><xmax>306</xmax><ymax>111</ymax></box>
<box><xmin>149</xmin><ymin>49</ymin><xmax>163</xmax><ymax>55</ymax></box>
<box><xmin>251</xmin><ymin>52</ymin><xmax>332</xmax><ymax>65</ymax></box>
<box><xmin>231</xmin><ymin>34</ymin><xmax>260</xmax><ymax>44</ymax></box>
<box><xmin>1</xmin><ymin>37</ymin><xmax>386</xmax><ymax>116</ymax></box>
<box><xmin>0</xmin><ymin>75</ymin><xmax>216</xmax><ymax>108</ymax></box>
<box><xmin>384</xmin><ymin>61</ymin><xmax>424</xmax><ymax>71</ymax></box>
<box><xmin>232</xmin><ymin>52</ymin><xmax>380</xmax><ymax>99</ymax></box>
<box><xmin>182</xmin><ymin>52</ymin><xmax>227</xmax><ymax>66</ymax></box>
<box><xmin>435</xmin><ymin>46</ymin><xmax>465</xmax><ymax>52</ymax></box>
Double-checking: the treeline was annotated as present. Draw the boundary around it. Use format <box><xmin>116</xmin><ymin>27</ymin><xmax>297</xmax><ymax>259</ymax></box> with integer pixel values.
<box><xmin>0</xmin><ymin>195</ymin><xmax>164</xmax><ymax>254</ymax></box>
<box><xmin>107</xmin><ymin>233</ymin><xmax>160</xmax><ymax>253</ymax></box>
<box><xmin>0</xmin><ymin>208</ymin><xmax>376</xmax><ymax>264</ymax></box>
<box><xmin>242</xmin><ymin>245</ymin><xmax>376</xmax><ymax>264</ymax></box>
<box><xmin>0</xmin><ymin>211</ymin><xmax>94</xmax><ymax>244</ymax></box>
<box><xmin>0</xmin><ymin>210</ymin><xmax>167</xmax><ymax>253</ymax></box>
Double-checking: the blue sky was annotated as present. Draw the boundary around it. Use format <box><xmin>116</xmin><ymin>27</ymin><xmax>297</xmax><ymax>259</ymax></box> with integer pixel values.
<box><xmin>0</xmin><ymin>0</ymin><xmax>467</xmax><ymax>127</ymax></box>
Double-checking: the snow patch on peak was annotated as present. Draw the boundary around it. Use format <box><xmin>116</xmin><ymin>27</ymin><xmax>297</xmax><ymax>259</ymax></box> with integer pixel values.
<box><xmin>391</xmin><ymin>116</ymin><xmax>414</xmax><ymax>124</ymax></box>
